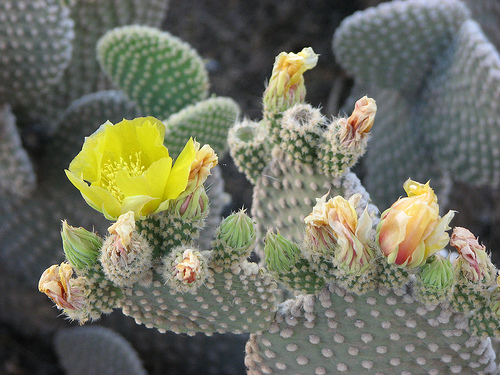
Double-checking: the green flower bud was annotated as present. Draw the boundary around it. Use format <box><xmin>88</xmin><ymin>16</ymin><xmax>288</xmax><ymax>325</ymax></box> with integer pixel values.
<box><xmin>61</xmin><ymin>220</ymin><xmax>102</xmax><ymax>269</ymax></box>
<box><xmin>172</xmin><ymin>186</ymin><xmax>210</xmax><ymax>221</ymax></box>
<box><xmin>218</xmin><ymin>210</ymin><xmax>256</xmax><ymax>253</ymax></box>
<box><xmin>264</xmin><ymin>230</ymin><xmax>301</xmax><ymax>273</ymax></box>
<box><xmin>415</xmin><ymin>254</ymin><xmax>454</xmax><ymax>305</ymax></box>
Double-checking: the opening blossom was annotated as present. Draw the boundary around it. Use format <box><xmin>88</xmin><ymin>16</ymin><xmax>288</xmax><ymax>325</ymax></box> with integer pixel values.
<box><xmin>264</xmin><ymin>47</ymin><xmax>319</xmax><ymax>112</ymax></box>
<box><xmin>450</xmin><ymin>226</ymin><xmax>493</xmax><ymax>283</ymax></box>
<box><xmin>377</xmin><ymin>179</ymin><xmax>455</xmax><ymax>269</ymax></box>
<box><xmin>304</xmin><ymin>193</ymin><xmax>374</xmax><ymax>274</ymax></box>
<box><xmin>65</xmin><ymin>117</ymin><xmax>196</xmax><ymax>220</ymax></box>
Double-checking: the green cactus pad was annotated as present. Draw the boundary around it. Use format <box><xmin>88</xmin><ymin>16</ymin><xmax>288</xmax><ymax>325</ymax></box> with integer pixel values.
<box><xmin>420</xmin><ymin>19</ymin><xmax>500</xmax><ymax>187</ymax></box>
<box><xmin>252</xmin><ymin>150</ymin><xmax>378</xmax><ymax>247</ymax></box>
<box><xmin>333</xmin><ymin>0</ymin><xmax>469</xmax><ymax>96</ymax></box>
<box><xmin>0</xmin><ymin>104</ymin><xmax>36</xmax><ymax>200</ymax></box>
<box><xmin>228</xmin><ymin>118</ymin><xmax>270</xmax><ymax>184</ymax></box>
<box><xmin>55</xmin><ymin>326</ymin><xmax>147</xmax><ymax>375</ymax></box>
<box><xmin>119</xmin><ymin>260</ymin><xmax>278</xmax><ymax>335</ymax></box>
<box><xmin>246</xmin><ymin>284</ymin><xmax>498</xmax><ymax>374</ymax></box>
<box><xmin>163</xmin><ymin>97</ymin><xmax>240</xmax><ymax>158</ymax></box>
<box><xmin>97</xmin><ymin>25</ymin><xmax>209</xmax><ymax>120</ymax></box>
<box><xmin>0</xmin><ymin>0</ymin><xmax>74</xmax><ymax>110</ymax></box>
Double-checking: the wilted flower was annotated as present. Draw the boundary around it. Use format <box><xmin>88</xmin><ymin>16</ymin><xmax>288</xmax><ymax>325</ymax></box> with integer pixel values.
<box><xmin>304</xmin><ymin>193</ymin><xmax>374</xmax><ymax>274</ymax></box>
<box><xmin>264</xmin><ymin>47</ymin><xmax>319</xmax><ymax>112</ymax></box>
<box><xmin>163</xmin><ymin>248</ymin><xmax>208</xmax><ymax>292</ymax></box>
<box><xmin>65</xmin><ymin>117</ymin><xmax>196</xmax><ymax>220</ymax></box>
<box><xmin>377</xmin><ymin>179</ymin><xmax>455</xmax><ymax>268</ymax></box>
<box><xmin>174</xmin><ymin>249</ymin><xmax>201</xmax><ymax>284</ymax></box>
<box><xmin>38</xmin><ymin>262</ymin><xmax>87</xmax><ymax>311</ymax></box>
<box><xmin>450</xmin><ymin>227</ymin><xmax>492</xmax><ymax>283</ymax></box>
<box><xmin>338</xmin><ymin>96</ymin><xmax>377</xmax><ymax>147</ymax></box>
<box><xmin>187</xmin><ymin>141</ymin><xmax>218</xmax><ymax>190</ymax></box>
<box><xmin>101</xmin><ymin>211</ymin><xmax>153</xmax><ymax>287</ymax></box>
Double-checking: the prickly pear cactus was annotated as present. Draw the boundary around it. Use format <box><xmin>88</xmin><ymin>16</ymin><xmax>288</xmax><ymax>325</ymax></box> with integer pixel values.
<box><xmin>333</xmin><ymin>0</ymin><xmax>500</xmax><ymax>208</ymax></box>
<box><xmin>38</xmin><ymin>47</ymin><xmax>500</xmax><ymax>374</ymax></box>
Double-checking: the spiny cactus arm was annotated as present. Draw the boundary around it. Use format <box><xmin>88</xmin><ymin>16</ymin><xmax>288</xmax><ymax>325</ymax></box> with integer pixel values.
<box><xmin>245</xmin><ymin>284</ymin><xmax>498</xmax><ymax>375</ymax></box>
<box><xmin>117</xmin><ymin>210</ymin><xmax>277</xmax><ymax>336</ymax></box>
<box><xmin>251</xmin><ymin>152</ymin><xmax>378</xmax><ymax>247</ymax></box>
<box><xmin>163</xmin><ymin>97</ymin><xmax>240</xmax><ymax>159</ymax></box>
<box><xmin>0</xmin><ymin>0</ymin><xmax>74</xmax><ymax>117</ymax></box>
<box><xmin>0</xmin><ymin>104</ymin><xmax>36</xmax><ymax>200</ymax></box>
<box><xmin>97</xmin><ymin>25</ymin><xmax>209</xmax><ymax>120</ymax></box>
<box><xmin>333</xmin><ymin>0</ymin><xmax>470</xmax><ymax>97</ymax></box>
<box><xmin>420</xmin><ymin>19</ymin><xmax>500</xmax><ymax>187</ymax></box>
<box><xmin>54</xmin><ymin>326</ymin><xmax>147</xmax><ymax>375</ymax></box>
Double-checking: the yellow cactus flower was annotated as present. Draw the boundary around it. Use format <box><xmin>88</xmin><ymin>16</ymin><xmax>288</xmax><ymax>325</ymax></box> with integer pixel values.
<box><xmin>264</xmin><ymin>47</ymin><xmax>319</xmax><ymax>112</ymax></box>
<box><xmin>377</xmin><ymin>179</ymin><xmax>455</xmax><ymax>268</ymax></box>
<box><xmin>65</xmin><ymin>117</ymin><xmax>196</xmax><ymax>220</ymax></box>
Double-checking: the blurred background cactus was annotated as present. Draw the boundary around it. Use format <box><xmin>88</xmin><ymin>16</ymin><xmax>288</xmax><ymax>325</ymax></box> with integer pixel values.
<box><xmin>3</xmin><ymin>0</ymin><xmax>500</xmax><ymax>374</ymax></box>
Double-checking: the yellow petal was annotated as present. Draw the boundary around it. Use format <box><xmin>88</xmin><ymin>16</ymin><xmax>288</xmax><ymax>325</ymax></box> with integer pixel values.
<box><xmin>164</xmin><ymin>138</ymin><xmax>196</xmax><ymax>199</ymax></box>
<box><xmin>65</xmin><ymin>170</ymin><xmax>121</xmax><ymax>220</ymax></box>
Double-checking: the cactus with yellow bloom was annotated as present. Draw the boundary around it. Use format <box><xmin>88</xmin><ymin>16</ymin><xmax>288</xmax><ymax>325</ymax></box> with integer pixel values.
<box><xmin>39</xmin><ymin>46</ymin><xmax>500</xmax><ymax>374</ymax></box>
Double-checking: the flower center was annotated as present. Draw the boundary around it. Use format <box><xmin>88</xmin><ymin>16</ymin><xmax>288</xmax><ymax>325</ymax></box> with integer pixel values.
<box><xmin>100</xmin><ymin>152</ymin><xmax>145</xmax><ymax>201</ymax></box>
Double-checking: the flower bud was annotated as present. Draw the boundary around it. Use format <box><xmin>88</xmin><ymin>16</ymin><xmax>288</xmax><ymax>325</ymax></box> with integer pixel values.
<box><xmin>377</xmin><ymin>179</ymin><xmax>455</xmax><ymax>269</ymax></box>
<box><xmin>414</xmin><ymin>254</ymin><xmax>454</xmax><ymax>305</ymax></box>
<box><xmin>172</xmin><ymin>186</ymin><xmax>210</xmax><ymax>220</ymax></box>
<box><xmin>212</xmin><ymin>209</ymin><xmax>257</xmax><ymax>267</ymax></box>
<box><xmin>162</xmin><ymin>247</ymin><xmax>208</xmax><ymax>293</ymax></box>
<box><xmin>450</xmin><ymin>227</ymin><xmax>494</xmax><ymax>283</ymax></box>
<box><xmin>263</xmin><ymin>47</ymin><xmax>318</xmax><ymax>113</ymax></box>
<box><xmin>61</xmin><ymin>220</ymin><xmax>103</xmax><ymax>269</ymax></box>
<box><xmin>264</xmin><ymin>230</ymin><xmax>301</xmax><ymax>273</ymax></box>
<box><xmin>338</xmin><ymin>96</ymin><xmax>376</xmax><ymax>148</ymax></box>
<box><xmin>100</xmin><ymin>211</ymin><xmax>153</xmax><ymax>287</ymax></box>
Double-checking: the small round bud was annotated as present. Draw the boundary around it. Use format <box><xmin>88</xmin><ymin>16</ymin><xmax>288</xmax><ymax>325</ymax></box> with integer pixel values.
<box><xmin>162</xmin><ymin>247</ymin><xmax>209</xmax><ymax>293</ymax></box>
<box><xmin>212</xmin><ymin>209</ymin><xmax>256</xmax><ymax>267</ymax></box>
<box><xmin>414</xmin><ymin>255</ymin><xmax>454</xmax><ymax>306</ymax></box>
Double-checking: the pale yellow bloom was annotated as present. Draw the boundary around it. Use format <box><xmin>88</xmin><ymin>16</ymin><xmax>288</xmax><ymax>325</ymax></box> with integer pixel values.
<box><xmin>305</xmin><ymin>193</ymin><xmax>374</xmax><ymax>273</ymax></box>
<box><xmin>377</xmin><ymin>179</ymin><xmax>455</xmax><ymax>268</ymax></box>
<box><xmin>264</xmin><ymin>47</ymin><xmax>319</xmax><ymax>112</ymax></box>
<box><xmin>187</xmin><ymin>141</ymin><xmax>218</xmax><ymax>191</ymax></box>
